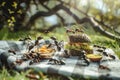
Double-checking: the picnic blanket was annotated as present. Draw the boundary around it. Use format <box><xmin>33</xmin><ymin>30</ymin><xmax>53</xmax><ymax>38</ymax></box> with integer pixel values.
<box><xmin>0</xmin><ymin>40</ymin><xmax>120</xmax><ymax>80</ymax></box>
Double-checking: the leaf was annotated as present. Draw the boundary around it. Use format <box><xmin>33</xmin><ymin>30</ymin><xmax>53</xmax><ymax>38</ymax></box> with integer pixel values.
<box><xmin>1</xmin><ymin>2</ymin><xmax>6</xmax><ymax>6</ymax></box>
<box><xmin>17</xmin><ymin>9</ymin><xmax>22</xmax><ymax>14</ymax></box>
<box><xmin>109</xmin><ymin>15</ymin><xmax>113</xmax><ymax>20</ymax></box>
<box><xmin>8</xmin><ymin>22</ymin><xmax>14</xmax><ymax>27</ymax></box>
<box><xmin>12</xmin><ymin>2</ymin><xmax>17</xmax><ymax>9</ymax></box>
<box><xmin>8</xmin><ymin>9</ymin><xmax>14</xmax><ymax>14</ymax></box>
<box><xmin>96</xmin><ymin>15</ymin><xmax>101</xmax><ymax>20</ymax></box>
<box><xmin>7</xmin><ymin>19</ymin><xmax>11</xmax><ymax>23</ymax></box>
<box><xmin>11</xmin><ymin>16</ymin><xmax>16</xmax><ymax>22</ymax></box>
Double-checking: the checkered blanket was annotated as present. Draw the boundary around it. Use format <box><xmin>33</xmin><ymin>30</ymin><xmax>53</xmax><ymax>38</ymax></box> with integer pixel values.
<box><xmin>0</xmin><ymin>41</ymin><xmax>120</xmax><ymax>80</ymax></box>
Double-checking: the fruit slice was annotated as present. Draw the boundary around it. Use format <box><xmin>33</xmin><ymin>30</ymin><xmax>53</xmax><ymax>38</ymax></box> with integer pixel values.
<box><xmin>86</xmin><ymin>54</ymin><xmax>102</xmax><ymax>62</ymax></box>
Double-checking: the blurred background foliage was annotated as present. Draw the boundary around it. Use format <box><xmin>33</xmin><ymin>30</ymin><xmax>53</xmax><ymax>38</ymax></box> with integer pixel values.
<box><xmin>0</xmin><ymin>0</ymin><xmax>120</xmax><ymax>35</ymax></box>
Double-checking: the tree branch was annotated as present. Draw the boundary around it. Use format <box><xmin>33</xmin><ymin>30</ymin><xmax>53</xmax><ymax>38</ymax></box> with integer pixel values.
<box><xmin>88</xmin><ymin>17</ymin><xmax>120</xmax><ymax>41</ymax></box>
<box><xmin>58</xmin><ymin>0</ymin><xmax>88</xmax><ymax>16</ymax></box>
<box><xmin>40</xmin><ymin>3</ymin><xmax>65</xmax><ymax>24</ymax></box>
<box><xmin>94</xmin><ymin>18</ymin><xmax>120</xmax><ymax>35</ymax></box>
<box><xmin>26</xmin><ymin>4</ymin><xmax>86</xmax><ymax>28</ymax></box>
<box><xmin>26</xmin><ymin>4</ymin><xmax>62</xmax><ymax>27</ymax></box>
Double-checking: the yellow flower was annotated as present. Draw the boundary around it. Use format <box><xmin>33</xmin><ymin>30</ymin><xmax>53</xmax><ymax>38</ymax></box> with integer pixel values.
<box><xmin>1</xmin><ymin>2</ymin><xmax>6</xmax><ymax>6</ymax></box>
<box><xmin>8</xmin><ymin>9</ymin><xmax>14</xmax><ymax>14</ymax></box>
<box><xmin>8</xmin><ymin>22</ymin><xmax>14</xmax><ymax>27</ymax></box>
<box><xmin>11</xmin><ymin>16</ymin><xmax>16</xmax><ymax>22</ymax></box>
<box><xmin>7</xmin><ymin>19</ymin><xmax>11</xmax><ymax>23</ymax></box>
<box><xmin>17</xmin><ymin>9</ymin><xmax>22</xmax><ymax>14</ymax></box>
<box><xmin>12</xmin><ymin>2</ymin><xmax>17</xmax><ymax>9</ymax></box>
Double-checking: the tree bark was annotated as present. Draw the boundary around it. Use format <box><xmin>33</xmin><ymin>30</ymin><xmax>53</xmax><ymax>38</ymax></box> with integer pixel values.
<box><xmin>40</xmin><ymin>3</ymin><xmax>65</xmax><ymax>24</ymax></box>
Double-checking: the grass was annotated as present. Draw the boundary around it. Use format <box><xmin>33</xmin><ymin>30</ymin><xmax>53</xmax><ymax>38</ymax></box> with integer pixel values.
<box><xmin>0</xmin><ymin>68</ymin><xmax>29</xmax><ymax>80</ymax></box>
<box><xmin>0</xmin><ymin>27</ymin><xmax>120</xmax><ymax>80</ymax></box>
